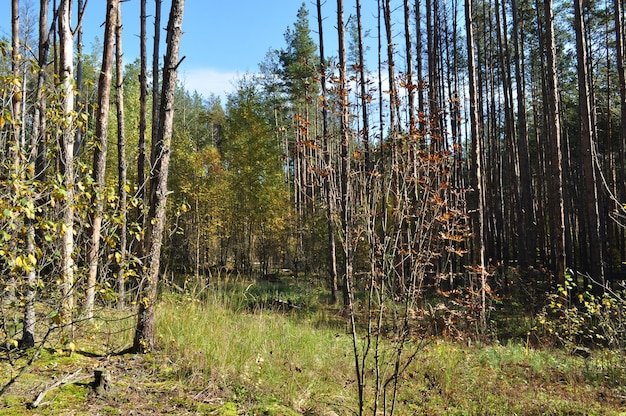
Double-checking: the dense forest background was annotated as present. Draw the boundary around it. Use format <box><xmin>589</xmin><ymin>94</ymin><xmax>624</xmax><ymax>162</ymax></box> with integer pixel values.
<box><xmin>1</xmin><ymin>0</ymin><xmax>626</xmax><ymax>412</ymax></box>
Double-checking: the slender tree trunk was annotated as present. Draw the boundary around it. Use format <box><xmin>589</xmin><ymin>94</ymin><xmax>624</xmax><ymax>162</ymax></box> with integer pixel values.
<box><xmin>133</xmin><ymin>0</ymin><xmax>185</xmax><ymax>353</ymax></box>
<box><xmin>404</xmin><ymin>0</ymin><xmax>416</xmax><ymax>133</ymax></box>
<box><xmin>337</xmin><ymin>0</ymin><xmax>362</xmax><ymax>413</ymax></box>
<box><xmin>73</xmin><ymin>0</ymin><xmax>84</xmax><ymax>157</ymax></box>
<box><xmin>356</xmin><ymin>0</ymin><xmax>370</xmax><ymax>173</ymax></box>
<box><xmin>465</xmin><ymin>0</ymin><xmax>488</xmax><ymax>332</ymax></box>
<box><xmin>59</xmin><ymin>0</ymin><xmax>76</xmax><ymax>330</ymax></box>
<box><xmin>143</xmin><ymin>0</ymin><xmax>162</xmax><ymax>256</ymax></box>
<box><xmin>11</xmin><ymin>0</ymin><xmax>30</xmax><ymax>349</ymax></box>
<box><xmin>84</xmin><ymin>0</ymin><xmax>118</xmax><ymax>319</ymax></box>
<box><xmin>614</xmin><ymin>0</ymin><xmax>626</xmax><ymax>261</ymax></box>
<box><xmin>511</xmin><ymin>0</ymin><xmax>535</xmax><ymax>268</ymax></box>
<box><xmin>315</xmin><ymin>0</ymin><xmax>338</xmax><ymax>304</ymax></box>
<box><xmin>542</xmin><ymin>0</ymin><xmax>566</xmax><ymax>285</ymax></box>
<box><xmin>115</xmin><ymin>2</ymin><xmax>128</xmax><ymax>308</ymax></box>
<box><xmin>573</xmin><ymin>0</ymin><xmax>604</xmax><ymax>290</ymax></box>
<box><xmin>151</xmin><ymin>0</ymin><xmax>161</xmax><ymax>149</ymax></box>
<box><xmin>11</xmin><ymin>0</ymin><xmax>21</xmax><ymax>158</ymax></box>
<box><xmin>138</xmin><ymin>0</ymin><xmax>148</xmax><ymax>223</ymax></box>
<box><xmin>415</xmin><ymin>0</ymin><xmax>425</xmax><ymax>120</ymax></box>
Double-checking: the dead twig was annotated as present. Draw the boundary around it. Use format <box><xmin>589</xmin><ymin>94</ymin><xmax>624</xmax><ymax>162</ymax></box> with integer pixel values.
<box><xmin>29</xmin><ymin>368</ymin><xmax>84</xmax><ymax>409</ymax></box>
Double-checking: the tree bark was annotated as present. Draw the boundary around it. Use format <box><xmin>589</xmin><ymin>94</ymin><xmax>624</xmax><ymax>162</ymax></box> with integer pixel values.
<box><xmin>133</xmin><ymin>0</ymin><xmax>185</xmax><ymax>353</ymax></box>
<box><xmin>59</xmin><ymin>0</ymin><xmax>76</xmax><ymax>329</ymax></box>
<box><xmin>138</xmin><ymin>0</ymin><xmax>148</xmax><ymax>224</ymax></box>
<box><xmin>542</xmin><ymin>0</ymin><xmax>566</xmax><ymax>285</ymax></box>
<box><xmin>315</xmin><ymin>0</ymin><xmax>338</xmax><ymax>304</ymax></box>
<box><xmin>84</xmin><ymin>0</ymin><xmax>119</xmax><ymax>319</ymax></box>
<box><xmin>573</xmin><ymin>0</ymin><xmax>604</xmax><ymax>290</ymax></box>
<box><xmin>21</xmin><ymin>0</ymin><xmax>51</xmax><ymax>348</ymax></box>
<box><xmin>465</xmin><ymin>0</ymin><xmax>488</xmax><ymax>332</ymax></box>
<box><xmin>115</xmin><ymin>1</ymin><xmax>128</xmax><ymax>307</ymax></box>
<box><xmin>511</xmin><ymin>0</ymin><xmax>536</xmax><ymax>268</ymax></box>
<box><xmin>337</xmin><ymin>0</ymin><xmax>362</xmax><ymax>412</ymax></box>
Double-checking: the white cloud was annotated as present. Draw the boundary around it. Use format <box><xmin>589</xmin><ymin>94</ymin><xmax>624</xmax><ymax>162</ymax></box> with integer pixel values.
<box><xmin>179</xmin><ymin>68</ymin><xmax>244</xmax><ymax>102</ymax></box>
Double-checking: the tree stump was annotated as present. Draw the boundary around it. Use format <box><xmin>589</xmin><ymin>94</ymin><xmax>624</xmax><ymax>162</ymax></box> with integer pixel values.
<box><xmin>93</xmin><ymin>368</ymin><xmax>112</xmax><ymax>396</ymax></box>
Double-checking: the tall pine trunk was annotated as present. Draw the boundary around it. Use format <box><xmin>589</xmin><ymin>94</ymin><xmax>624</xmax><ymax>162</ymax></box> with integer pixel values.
<box><xmin>84</xmin><ymin>0</ymin><xmax>118</xmax><ymax>319</ymax></box>
<box><xmin>133</xmin><ymin>0</ymin><xmax>185</xmax><ymax>353</ymax></box>
<box><xmin>465</xmin><ymin>0</ymin><xmax>488</xmax><ymax>332</ymax></box>
<box><xmin>542</xmin><ymin>0</ymin><xmax>566</xmax><ymax>285</ymax></box>
<box><xmin>573</xmin><ymin>0</ymin><xmax>604</xmax><ymax>290</ymax></box>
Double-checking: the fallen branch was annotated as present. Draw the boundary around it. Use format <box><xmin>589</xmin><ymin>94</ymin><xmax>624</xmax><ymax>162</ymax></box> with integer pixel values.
<box><xmin>29</xmin><ymin>368</ymin><xmax>84</xmax><ymax>409</ymax></box>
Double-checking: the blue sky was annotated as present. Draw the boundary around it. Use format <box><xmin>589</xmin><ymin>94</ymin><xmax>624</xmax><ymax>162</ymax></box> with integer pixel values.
<box><xmin>2</xmin><ymin>1</ymin><xmax>385</xmax><ymax>101</ymax></box>
<box><xmin>0</xmin><ymin>0</ymin><xmax>314</xmax><ymax>100</ymax></box>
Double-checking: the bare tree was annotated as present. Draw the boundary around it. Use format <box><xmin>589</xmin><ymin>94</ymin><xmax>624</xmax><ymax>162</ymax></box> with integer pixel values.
<box><xmin>137</xmin><ymin>0</ymin><xmax>148</xmax><ymax>221</ymax></box>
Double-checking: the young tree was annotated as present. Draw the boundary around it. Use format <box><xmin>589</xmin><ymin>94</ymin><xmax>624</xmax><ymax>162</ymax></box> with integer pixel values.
<box><xmin>115</xmin><ymin>1</ymin><xmax>128</xmax><ymax>307</ymax></box>
<box><xmin>465</xmin><ymin>0</ymin><xmax>488</xmax><ymax>331</ymax></box>
<box><xmin>220</xmin><ymin>80</ymin><xmax>289</xmax><ymax>274</ymax></box>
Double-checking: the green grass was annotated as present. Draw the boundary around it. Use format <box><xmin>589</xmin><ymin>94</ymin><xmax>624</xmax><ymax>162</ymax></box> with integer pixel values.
<box><xmin>156</xmin><ymin>289</ymin><xmax>356</xmax><ymax>414</ymax></box>
<box><xmin>153</xmin><ymin>278</ymin><xmax>626</xmax><ymax>415</ymax></box>
<box><xmin>1</xmin><ymin>276</ymin><xmax>625</xmax><ymax>415</ymax></box>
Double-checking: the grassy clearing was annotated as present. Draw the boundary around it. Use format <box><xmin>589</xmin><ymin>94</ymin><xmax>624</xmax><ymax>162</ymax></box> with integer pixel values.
<box><xmin>153</xmin><ymin>277</ymin><xmax>625</xmax><ymax>415</ymax></box>
<box><xmin>1</xmin><ymin>275</ymin><xmax>625</xmax><ymax>414</ymax></box>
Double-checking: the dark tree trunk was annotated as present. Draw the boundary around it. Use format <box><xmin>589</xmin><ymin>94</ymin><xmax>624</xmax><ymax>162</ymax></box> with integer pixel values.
<box><xmin>542</xmin><ymin>0</ymin><xmax>566</xmax><ymax>285</ymax></box>
<box><xmin>573</xmin><ymin>0</ymin><xmax>604</xmax><ymax>290</ymax></box>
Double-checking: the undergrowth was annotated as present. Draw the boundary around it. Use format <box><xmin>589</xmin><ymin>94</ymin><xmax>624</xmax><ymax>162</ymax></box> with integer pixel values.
<box><xmin>0</xmin><ymin>273</ymin><xmax>624</xmax><ymax>414</ymax></box>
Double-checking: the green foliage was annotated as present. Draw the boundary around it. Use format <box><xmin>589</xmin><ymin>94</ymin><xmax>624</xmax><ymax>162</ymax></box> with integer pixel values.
<box><xmin>278</xmin><ymin>3</ymin><xmax>319</xmax><ymax>101</ymax></box>
<box><xmin>220</xmin><ymin>80</ymin><xmax>291</xmax><ymax>272</ymax></box>
<box><xmin>537</xmin><ymin>272</ymin><xmax>626</xmax><ymax>350</ymax></box>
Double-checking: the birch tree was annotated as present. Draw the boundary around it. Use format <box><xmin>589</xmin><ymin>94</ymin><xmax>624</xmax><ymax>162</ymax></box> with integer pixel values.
<box><xmin>58</xmin><ymin>0</ymin><xmax>76</xmax><ymax>329</ymax></box>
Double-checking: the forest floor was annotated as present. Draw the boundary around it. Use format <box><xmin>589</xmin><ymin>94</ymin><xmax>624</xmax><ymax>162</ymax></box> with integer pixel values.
<box><xmin>1</xmin><ymin>274</ymin><xmax>626</xmax><ymax>415</ymax></box>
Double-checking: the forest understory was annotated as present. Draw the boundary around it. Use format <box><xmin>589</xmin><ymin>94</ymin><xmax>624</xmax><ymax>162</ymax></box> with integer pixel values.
<box><xmin>1</xmin><ymin>271</ymin><xmax>626</xmax><ymax>415</ymax></box>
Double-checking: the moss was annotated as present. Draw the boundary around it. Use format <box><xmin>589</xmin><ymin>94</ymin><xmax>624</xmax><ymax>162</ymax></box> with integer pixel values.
<box><xmin>250</xmin><ymin>402</ymin><xmax>300</xmax><ymax>416</ymax></box>
<box><xmin>214</xmin><ymin>402</ymin><xmax>238</xmax><ymax>416</ymax></box>
<box><xmin>42</xmin><ymin>382</ymin><xmax>89</xmax><ymax>413</ymax></box>
<box><xmin>101</xmin><ymin>405</ymin><xmax>121</xmax><ymax>415</ymax></box>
